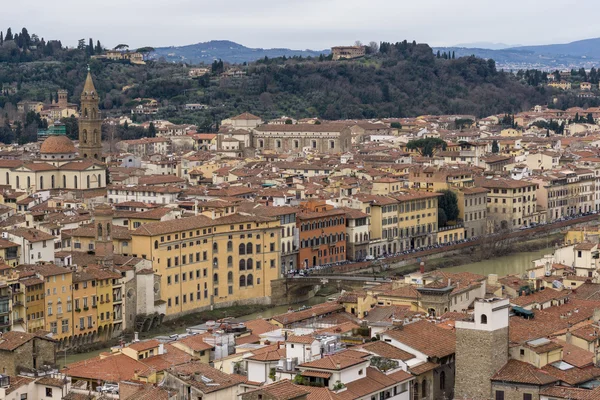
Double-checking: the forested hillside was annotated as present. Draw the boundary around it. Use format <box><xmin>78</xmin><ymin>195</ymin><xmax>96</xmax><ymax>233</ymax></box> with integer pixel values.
<box><xmin>0</xmin><ymin>31</ymin><xmax>552</xmax><ymax>134</ymax></box>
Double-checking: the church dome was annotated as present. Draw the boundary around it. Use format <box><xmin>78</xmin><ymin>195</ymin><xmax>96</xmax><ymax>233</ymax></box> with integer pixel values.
<box><xmin>40</xmin><ymin>135</ymin><xmax>76</xmax><ymax>155</ymax></box>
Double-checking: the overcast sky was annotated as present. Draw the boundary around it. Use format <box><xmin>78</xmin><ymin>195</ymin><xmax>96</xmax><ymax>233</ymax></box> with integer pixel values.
<box><xmin>3</xmin><ymin>0</ymin><xmax>600</xmax><ymax>50</ymax></box>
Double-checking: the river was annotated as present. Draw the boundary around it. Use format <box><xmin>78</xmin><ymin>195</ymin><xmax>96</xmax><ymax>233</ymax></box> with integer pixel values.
<box><xmin>443</xmin><ymin>246</ymin><xmax>555</xmax><ymax>277</ymax></box>
<box><xmin>60</xmin><ymin>246</ymin><xmax>555</xmax><ymax>366</ymax></box>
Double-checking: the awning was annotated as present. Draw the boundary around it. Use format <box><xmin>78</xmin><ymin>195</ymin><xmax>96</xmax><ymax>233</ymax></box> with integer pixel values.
<box><xmin>300</xmin><ymin>370</ymin><xmax>332</xmax><ymax>379</ymax></box>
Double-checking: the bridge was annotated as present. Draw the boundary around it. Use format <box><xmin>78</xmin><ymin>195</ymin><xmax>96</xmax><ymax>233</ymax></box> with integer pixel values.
<box><xmin>270</xmin><ymin>275</ymin><xmax>391</xmax><ymax>306</ymax></box>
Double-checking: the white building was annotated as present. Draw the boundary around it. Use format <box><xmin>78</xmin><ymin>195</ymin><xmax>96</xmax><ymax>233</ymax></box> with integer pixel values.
<box><xmin>7</xmin><ymin>228</ymin><xmax>55</xmax><ymax>264</ymax></box>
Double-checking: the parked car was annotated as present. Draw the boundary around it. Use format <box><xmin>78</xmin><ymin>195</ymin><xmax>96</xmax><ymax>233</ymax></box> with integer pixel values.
<box><xmin>98</xmin><ymin>384</ymin><xmax>119</xmax><ymax>394</ymax></box>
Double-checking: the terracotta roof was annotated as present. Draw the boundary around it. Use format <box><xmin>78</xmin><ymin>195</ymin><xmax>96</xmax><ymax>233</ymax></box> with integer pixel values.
<box><xmin>300</xmin><ymin>370</ymin><xmax>332</xmax><ymax>378</ymax></box>
<box><xmin>492</xmin><ymin>359</ymin><xmax>558</xmax><ymax>385</ymax></box>
<box><xmin>9</xmin><ymin>227</ymin><xmax>55</xmax><ymax>242</ymax></box>
<box><xmin>383</xmin><ymin>320</ymin><xmax>456</xmax><ymax>358</ymax></box>
<box><xmin>169</xmin><ymin>362</ymin><xmax>245</xmax><ymax>393</ymax></box>
<box><xmin>40</xmin><ymin>135</ymin><xmax>76</xmax><ymax>154</ymax></box>
<box><xmin>408</xmin><ymin>361</ymin><xmax>440</xmax><ymax>375</ymax></box>
<box><xmin>270</xmin><ymin>302</ymin><xmax>345</xmax><ymax>325</ymax></box>
<box><xmin>0</xmin><ymin>331</ymin><xmax>54</xmax><ymax>351</ymax></box>
<box><xmin>63</xmin><ymin>353</ymin><xmax>146</xmax><ymax>382</ymax></box>
<box><xmin>176</xmin><ymin>334</ymin><xmax>214</xmax><ymax>352</ymax></box>
<box><xmin>299</xmin><ymin>350</ymin><xmax>368</xmax><ymax>370</ymax></box>
<box><xmin>287</xmin><ymin>335</ymin><xmax>317</xmax><ymax>344</ymax></box>
<box><xmin>540</xmin><ymin>386</ymin><xmax>600</xmax><ymax>400</ymax></box>
<box><xmin>127</xmin><ymin>339</ymin><xmax>160</xmax><ymax>352</ymax></box>
<box><xmin>357</xmin><ymin>341</ymin><xmax>415</xmax><ymax>361</ymax></box>
<box><xmin>337</xmin><ymin>367</ymin><xmax>412</xmax><ymax>400</ymax></box>
<box><xmin>244</xmin><ymin>379</ymin><xmax>308</xmax><ymax>400</ymax></box>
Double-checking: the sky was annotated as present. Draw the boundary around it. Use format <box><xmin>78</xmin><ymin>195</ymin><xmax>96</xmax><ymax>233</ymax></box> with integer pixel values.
<box><xmin>3</xmin><ymin>0</ymin><xmax>600</xmax><ymax>50</ymax></box>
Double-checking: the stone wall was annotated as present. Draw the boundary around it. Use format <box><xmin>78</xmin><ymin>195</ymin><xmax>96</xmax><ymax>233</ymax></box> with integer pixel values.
<box><xmin>455</xmin><ymin>327</ymin><xmax>509</xmax><ymax>400</ymax></box>
<box><xmin>492</xmin><ymin>382</ymin><xmax>541</xmax><ymax>400</ymax></box>
<box><xmin>0</xmin><ymin>338</ymin><xmax>56</xmax><ymax>375</ymax></box>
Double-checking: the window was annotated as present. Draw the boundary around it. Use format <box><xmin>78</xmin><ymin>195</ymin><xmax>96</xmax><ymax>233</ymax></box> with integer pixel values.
<box><xmin>439</xmin><ymin>371</ymin><xmax>445</xmax><ymax>390</ymax></box>
<box><xmin>46</xmin><ymin>388</ymin><xmax>53</xmax><ymax>397</ymax></box>
<box><xmin>522</xmin><ymin>394</ymin><xmax>532</xmax><ymax>400</ymax></box>
<box><xmin>480</xmin><ymin>314</ymin><xmax>487</xmax><ymax>324</ymax></box>
<box><xmin>495</xmin><ymin>391</ymin><xmax>504</xmax><ymax>400</ymax></box>
<box><xmin>421</xmin><ymin>379</ymin><xmax>427</xmax><ymax>398</ymax></box>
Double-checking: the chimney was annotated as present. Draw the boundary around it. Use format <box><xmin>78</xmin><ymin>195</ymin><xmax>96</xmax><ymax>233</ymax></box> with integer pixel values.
<box><xmin>134</xmin><ymin>332</ymin><xmax>139</xmax><ymax>342</ymax></box>
<box><xmin>158</xmin><ymin>343</ymin><xmax>165</xmax><ymax>355</ymax></box>
<box><xmin>566</xmin><ymin>331</ymin><xmax>572</xmax><ymax>344</ymax></box>
<box><xmin>336</xmin><ymin>363</ymin><xmax>341</xmax><ymax>369</ymax></box>
<box><xmin>419</xmin><ymin>262</ymin><xmax>425</xmax><ymax>274</ymax></box>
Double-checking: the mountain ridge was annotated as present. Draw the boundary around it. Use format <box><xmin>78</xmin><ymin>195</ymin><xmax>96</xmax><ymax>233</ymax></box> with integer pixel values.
<box><xmin>148</xmin><ymin>40</ymin><xmax>329</xmax><ymax>64</ymax></box>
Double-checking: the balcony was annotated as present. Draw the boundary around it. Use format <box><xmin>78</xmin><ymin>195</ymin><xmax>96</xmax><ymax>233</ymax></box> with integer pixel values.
<box><xmin>0</xmin><ymin>319</ymin><xmax>10</xmax><ymax>327</ymax></box>
<box><xmin>12</xmin><ymin>301</ymin><xmax>23</xmax><ymax>307</ymax></box>
<box><xmin>113</xmin><ymin>296</ymin><xmax>122</xmax><ymax>303</ymax></box>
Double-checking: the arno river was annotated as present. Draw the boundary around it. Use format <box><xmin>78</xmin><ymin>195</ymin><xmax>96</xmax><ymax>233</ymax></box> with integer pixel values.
<box><xmin>60</xmin><ymin>246</ymin><xmax>554</xmax><ymax>366</ymax></box>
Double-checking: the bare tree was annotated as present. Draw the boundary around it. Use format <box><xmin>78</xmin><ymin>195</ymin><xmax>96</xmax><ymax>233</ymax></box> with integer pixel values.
<box><xmin>369</xmin><ymin>41</ymin><xmax>379</xmax><ymax>53</ymax></box>
<box><xmin>354</xmin><ymin>40</ymin><xmax>363</xmax><ymax>47</ymax></box>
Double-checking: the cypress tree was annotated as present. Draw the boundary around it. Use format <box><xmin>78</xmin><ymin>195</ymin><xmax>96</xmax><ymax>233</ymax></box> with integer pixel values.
<box><xmin>5</xmin><ymin>28</ymin><xmax>12</xmax><ymax>41</ymax></box>
<box><xmin>0</xmin><ymin>32</ymin><xmax>3</xmax><ymax>45</ymax></box>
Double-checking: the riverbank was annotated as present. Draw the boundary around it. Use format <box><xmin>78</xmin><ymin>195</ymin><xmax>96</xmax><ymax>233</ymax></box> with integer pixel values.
<box><xmin>362</xmin><ymin>232</ymin><xmax>564</xmax><ymax>278</ymax></box>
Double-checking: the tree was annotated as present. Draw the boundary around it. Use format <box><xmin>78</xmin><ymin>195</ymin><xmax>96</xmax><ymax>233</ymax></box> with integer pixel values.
<box><xmin>95</xmin><ymin>40</ymin><xmax>103</xmax><ymax>54</ymax></box>
<box><xmin>5</xmin><ymin>28</ymin><xmax>12</xmax><ymax>41</ymax></box>
<box><xmin>88</xmin><ymin>38</ymin><xmax>94</xmax><ymax>56</ymax></box>
<box><xmin>587</xmin><ymin>113</ymin><xmax>595</xmax><ymax>124</ymax></box>
<box><xmin>77</xmin><ymin>38</ymin><xmax>85</xmax><ymax>50</ymax></box>
<box><xmin>437</xmin><ymin>208</ymin><xmax>448</xmax><ymax>228</ymax></box>
<box><xmin>368</xmin><ymin>41</ymin><xmax>379</xmax><ymax>53</ymax></box>
<box><xmin>437</xmin><ymin>190</ymin><xmax>459</xmax><ymax>225</ymax></box>
<box><xmin>452</xmin><ymin>51</ymin><xmax>455</xmax><ymax>59</ymax></box>
<box><xmin>454</xmin><ymin>118</ymin><xmax>474</xmax><ymax>130</ymax></box>
<box><xmin>491</xmin><ymin>139</ymin><xmax>499</xmax><ymax>153</ymax></box>
<box><xmin>354</xmin><ymin>40</ymin><xmax>363</xmax><ymax>47</ymax></box>
<box><xmin>148</xmin><ymin>122</ymin><xmax>156</xmax><ymax>136</ymax></box>
<box><xmin>390</xmin><ymin>122</ymin><xmax>402</xmax><ymax>129</ymax></box>
<box><xmin>114</xmin><ymin>44</ymin><xmax>129</xmax><ymax>50</ymax></box>
<box><xmin>285</xmin><ymin>119</ymin><xmax>293</xmax><ymax>124</ymax></box>
<box><xmin>406</xmin><ymin>138</ymin><xmax>447</xmax><ymax>157</ymax></box>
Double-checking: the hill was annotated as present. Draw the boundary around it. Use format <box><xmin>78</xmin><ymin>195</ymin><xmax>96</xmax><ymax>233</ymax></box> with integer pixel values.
<box><xmin>434</xmin><ymin>38</ymin><xmax>600</xmax><ymax>70</ymax></box>
<box><xmin>148</xmin><ymin>40</ymin><xmax>329</xmax><ymax>64</ymax></box>
<box><xmin>0</xmin><ymin>38</ymin><xmax>552</xmax><ymax>139</ymax></box>
<box><xmin>509</xmin><ymin>37</ymin><xmax>600</xmax><ymax>57</ymax></box>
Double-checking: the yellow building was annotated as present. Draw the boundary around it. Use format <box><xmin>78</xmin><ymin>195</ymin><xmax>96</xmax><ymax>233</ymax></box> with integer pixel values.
<box><xmin>564</xmin><ymin>227</ymin><xmax>600</xmax><ymax>245</ymax></box>
<box><xmin>337</xmin><ymin>291</ymin><xmax>376</xmax><ymax>318</ymax></box>
<box><xmin>408</xmin><ymin>166</ymin><xmax>475</xmax><ymax>192</ymax></box>
<box><xmin>17</xmin><ymin>264</ymin><xmax>74</xmax><ymax>346</ymax></box>
<box><xmin>131</xmin><ymin>213</ymin><xmax>281</xmax><ymax>318</ymax></box>
<box><xmin>19</xmin><ymin>274</ymin><xmax>45</xmax><ymax>333</ymax></box>
<box><xmin>352</xmin><ymin>191</ymin><xmax>440</xmax><ymax>256</ymax></box>
<box><xmin>72</xmin><ymin>269</ymin><xmax>98</xmax><ymax>343</ymax></box>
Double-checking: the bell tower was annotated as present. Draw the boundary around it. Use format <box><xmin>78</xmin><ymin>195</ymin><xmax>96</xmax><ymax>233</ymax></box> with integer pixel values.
<box><xmin>78</xmin><ymin>67</ymin><xmax>103</xmax><ymax>160</ymax></box>
<box><xmin>94</xmin><ymin>204</ymin><xmax>114</xmax><ymax>266</ymax></box>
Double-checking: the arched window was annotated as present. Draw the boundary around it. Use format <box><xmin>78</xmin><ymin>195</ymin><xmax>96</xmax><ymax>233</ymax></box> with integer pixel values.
<box><xmin>39</xmin><ymin>176</ymin><xmax>44</xmax><ymax>190</ymax></box>
<box><xmin>154</xmin><ymin>240</ymin><xmax>159</xmax><ymax>249</ymax></box>
<box><xmin>98</xmin><ymin>224</ymin><xmax>103</xmax><ymax>239</ymax></box>
<box><xmin>422</xmin><ymin>379</ymin><xmax>427</xmax><ymax>398</ymax></box>
<box><xmin>440</xmin><ymin>371</ymin><xmax>446</xmax><ymax>390</ymax></box>
<box><xmin>227</xmin><ymin>241</ymin><xmax>233</xmax><ymax>252</ymax></box>
<box><xmin>87</xmin><ymin>175</ymin><xmax>90</xmax><ymax>189</ymax></box>
<box><xmin>27</xmin><ymin>176</ymin><xmax>30</xmax><ymax>188</ymax></box>
<box><xmin>74</xmin><ymin>176</ymin><xmax>78</xmax><ymax>189</ymax></box>
<box><xmin>246</xmin><ymin>243</ymin><xmax>253</xmax><ymax>254</ymax></box>
<box><xmin>355</xmin><ymin>233</ymin><xmax>358</xmax><ymax>242</ymax></box>
<box><xmin>106</xmin><ymin>224</ymin><xmax>111</xmax><ymax>239</ymax></box>
<box><xmin>247</xmin><ymin>259</ymin><xmax>253</xmax><ymax>270</ymax></box>
<box><xmin>239</xmin><ymin>259</ymin><xmax>246</xmax><ymax>271</ymax></box>
<box><xmin>413</xmin><ymin>383</ymin><xmax>418</xmax><ymax>400</ymax></box>
<box><xmin>213</xmin><ymin>257</ymin><xmax>218</xmax><ymax>268</ymax></box>
<box><xmin>227</xmin><ymin>256</ymin><xmax>233</xmax><ymax>268</ymax></box>
<box><xmin>16</xmin><ymin>176</ymin><xmax>19</xmax><ymax>189</ymax></box>
<box><xmin>481</xmin><ymin>314</ymin><xmax>488</xmax><ymax>324</ymax></box>
<box><xmin>98</xmin><ymin>174</ymin><xmax>102</xmax><ymax>187</ymax></box>
<box><xmin>247</xmin><ymin>274</ymin><xmax>253</xmax><ymax>286</ymax></box>
<box><xmin>213</xmin><ymin>273</ymin><xmax>219</xmax><ymax>284</ymax></box>
<box><xmin>51</xmin><ymin>175</ymin><xmax>55</xmax><ymax>189</ymax></box>
<box><xmin>227</xmin><ymin>271</ymin><xmax>233</xmax><ymax>283</ymax></box>
<box><xmin>239</xmin><ymin>243</ymin><xmax>246</xmax><ymax>255</ymax></box>
<box><xmin>213</xmin><ymin>242</ymin><xmax>218</xmax><ymax>253</ymax></box>
<box><xmin>63</xmin><ymin>175</ymin><xmax>66</xmax><ymax>188</ymax></box>
<box><xmin>82</xmin><ymin>130</ymin><xmax>87</xmax><ymax>143</ymax></box>
<box><xmin>239</xmin><ymin>275</ymin><xmax>246</xmax><ymax>287</ymax></box>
